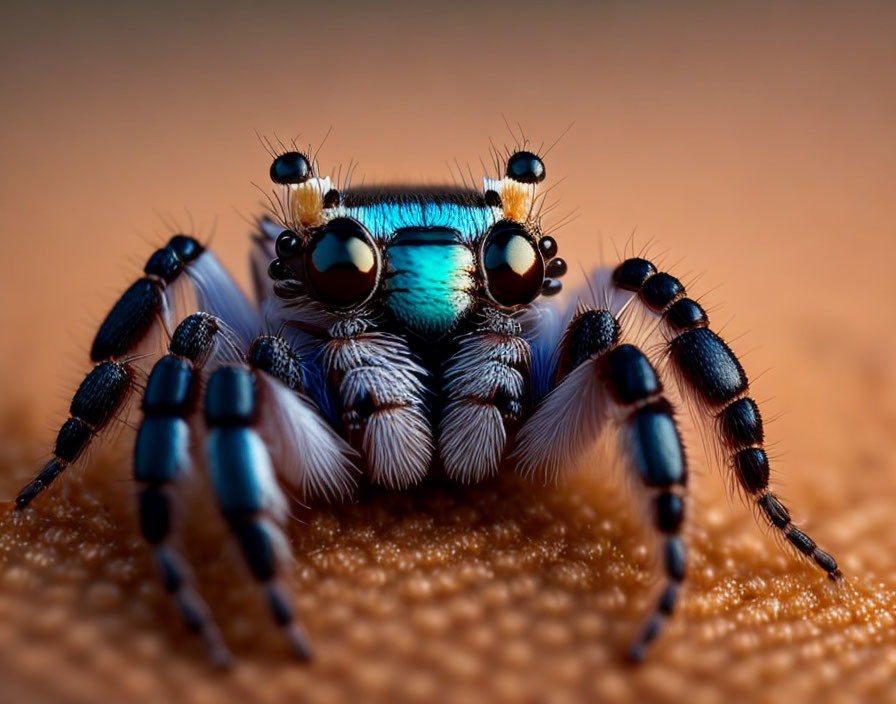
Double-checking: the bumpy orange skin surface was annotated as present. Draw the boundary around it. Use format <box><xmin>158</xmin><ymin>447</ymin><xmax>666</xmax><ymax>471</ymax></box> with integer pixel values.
<box><xmin>1</xmin><ymin>422</ymin><xmax>894</xmax><ymax>704</ymax></box>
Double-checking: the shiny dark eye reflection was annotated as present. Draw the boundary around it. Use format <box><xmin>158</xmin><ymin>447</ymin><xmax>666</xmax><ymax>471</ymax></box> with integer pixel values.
<box><xmin>535</xmin><ymin>234</ymin><xmax>565</xmax><ymax>297</ymax></box>
<box><xmin>301</xmin><ymin>218</ymin><xmax>379</xmax><ymax>307</ymax></box>
<box><xmin>506</xmin><ymin>150</ymin><xmax>546</xmax><ymax>184</ymax></box>
<box><xmin>270</xmin><ymin>151</ymin><xmax>312</xmax><ymax>185</ymax></box>
<box><xmin>482</xmin><ymin>221</ymin><xmax>545</xmax><ymax>306</ymax></box>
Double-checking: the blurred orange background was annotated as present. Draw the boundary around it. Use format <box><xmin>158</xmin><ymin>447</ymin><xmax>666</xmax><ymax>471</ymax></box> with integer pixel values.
<box><xmin>2</xmin><ymin>0</ymin><xmax>894</xmax><ymax>427</ymax></box>
<box><xmin>1</xmin><ymin>1</ymin><xmax>896</xmax><ymax>701</ymax></box>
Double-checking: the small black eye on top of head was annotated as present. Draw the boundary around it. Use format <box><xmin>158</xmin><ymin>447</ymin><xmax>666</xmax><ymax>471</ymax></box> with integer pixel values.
<box><xmin>481</xmin><ymin>220</ymin><xmax>545</xmax><ymax>307</ymax></box>
<box><xmin>270</xmin><ymin>151</ymin><xmax>313</xmax><ymax>185</ymax></box>
<box><xmin>301</xmin><ymin>217</ymin><xmax>380</xmax><ymax>308</ymax></box>
<box><xmin>506</xmin><ymin>150</ymin><xmax>546</xmax><ymax>184</ymax></box>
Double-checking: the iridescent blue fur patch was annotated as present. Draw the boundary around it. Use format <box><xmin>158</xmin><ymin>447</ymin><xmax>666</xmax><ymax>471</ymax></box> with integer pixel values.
<box><xmin>379</xmin><ymin>228</ymin><xmax>473</xmax><ymax>336</ymax></box>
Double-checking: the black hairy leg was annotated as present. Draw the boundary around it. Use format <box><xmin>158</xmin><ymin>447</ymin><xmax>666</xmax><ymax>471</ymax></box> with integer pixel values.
<box><xmin>247</xmin><ymin>334</ymin><xmax>306</xmax><ymax>392</ymax></box>
<box><xmin>16</xmin><ymin>360</ymin><xmax>134</xmax><ymax>510</ymax></box>
<box><xmin>92</xmin><ymin>235</ymin><xmax>205</xmax><ymax>360</ymax></box>
<box><xmin>134</xmin><ymin>312</ymin><xmax>232</xmax><ymax>666</ymax></box>
<box><xmin>613</xmin><ymin>258</ymin><xmax>841</xmax><ymax>580</ymax></box>
<box><xmin>15</xmin><ymin>235</ymin><xmax>206</xmax><ymax>510</ymax></box>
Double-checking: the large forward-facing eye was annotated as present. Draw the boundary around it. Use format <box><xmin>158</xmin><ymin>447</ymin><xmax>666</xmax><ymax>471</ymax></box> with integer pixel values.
<box><xmin>481</xmin><ymin>220</ymin><xmax>545</xmax><ymax>306</ymax></box>
<box><xmin>302</xmin><ymin>217</ymin><xmax>379</xmax><ymax>307</ymax></box>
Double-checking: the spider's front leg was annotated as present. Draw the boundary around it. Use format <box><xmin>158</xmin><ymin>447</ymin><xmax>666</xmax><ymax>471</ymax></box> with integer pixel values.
<box><xmin>191</xmin><ymin>334</ymin><xmax>355</xmax><ymax>661</ymax></box>
<box><xmin>612</xmin><ymin>258</ymin><xmax>841</xmax><ymax>579</ymax></box>
<box><xmin>512</xmin><ymin>307</ymin><xmax>688</xmax><ymax>661</ymax></box>
<box><xmin>134</xmin><ymin>312</ymin><xmax>235</xmax><ymax>666</ymax></box>
<box><xmin>202</xmin><ymin>363</ymin><xmax>314</xmax><ymax>659</ymax></box>
<box><xmin>15</xmin><ymin>235</ymin><xmax>256</xmax><ymax>510</ymax></box>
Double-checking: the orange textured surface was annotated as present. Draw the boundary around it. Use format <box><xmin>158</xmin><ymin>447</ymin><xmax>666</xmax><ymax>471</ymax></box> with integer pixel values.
<box><xmin>1</xmin><ymin>429</ymin><xmax>895</xmax><ymax>704</ymax></box>
<box><xmin>2</xmin><ymin>2</ymin><xmax>896</xmax><ymax>703</ymax></box>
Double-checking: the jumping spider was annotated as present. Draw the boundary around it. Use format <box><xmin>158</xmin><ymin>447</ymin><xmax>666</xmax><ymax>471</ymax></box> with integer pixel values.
<box><xmin>14</xmin><ymin>142</ymin><xmax>841</xmax><ymax>666</ymax></box>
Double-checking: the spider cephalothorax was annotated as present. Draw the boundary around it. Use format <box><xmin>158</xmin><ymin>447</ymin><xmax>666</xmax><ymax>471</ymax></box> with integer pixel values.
<box><xmin>265</xmin><ymin>149</ymin><xmax>564</xmax><ymax>337</ymax></box>
<box><xmin>14</xmin><ymin>140</ymin><xmax>841</xmax><ymax>667</ymax></box>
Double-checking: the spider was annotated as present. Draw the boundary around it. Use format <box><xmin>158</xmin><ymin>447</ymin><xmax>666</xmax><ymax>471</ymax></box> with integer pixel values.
<box><xmin>13</xmin><ymin>141</ymin><xmax>841</xmax><ymax>667</ymax></box>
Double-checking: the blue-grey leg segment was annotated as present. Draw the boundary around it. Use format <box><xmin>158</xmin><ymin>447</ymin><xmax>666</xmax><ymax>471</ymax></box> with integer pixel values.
<box><xmin>134</xmin><ymin>312</ymin><xmax>231</xmax><ymax>666</ymax></box>
<box><xmin>613</xmin><ymin>258</ymin><xmax>841</xmax><ymax>581</ymax></box>
<box><xmin>204</xmin><ymin>365</ymin><xmax>312</xmax><ymax>659</ymax></box>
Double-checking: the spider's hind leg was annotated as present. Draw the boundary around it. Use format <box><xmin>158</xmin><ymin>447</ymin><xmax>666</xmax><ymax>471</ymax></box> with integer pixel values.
<box><xmin>613</xmin><ymin>258</ymin><xmax>841</xmax><ymax>580</ymax></box>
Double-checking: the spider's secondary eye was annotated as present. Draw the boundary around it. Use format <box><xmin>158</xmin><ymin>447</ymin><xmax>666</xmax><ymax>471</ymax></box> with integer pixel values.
<box><xmin>506</xmin><ymin>150</ymin><xmax>546</xmax><ymax>184</ymax></box>
<box><xmin>302</xmin><ymin>217</ymin><xmax>379</xmax><ymax>307</ymax></box>
<box><xmin>481</xmin><ymin>220</ymin><xmax>545</xmax><ymax>306</ymax></box>
<box><xmin>270</xmin><ymin>151</ymin><xmax>312</xmax><ymax>185</ymax></box>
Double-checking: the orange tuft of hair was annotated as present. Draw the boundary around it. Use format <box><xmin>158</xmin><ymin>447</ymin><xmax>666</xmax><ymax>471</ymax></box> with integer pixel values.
<box><xmin>290</xmin><ymin>184</ymin><xmax>325</xmax><ymax>228</ymax></box>
<box><xmin>501</xmin><ymin>181</ymin><xmax>534</xmax><ymax>223</ymax></box>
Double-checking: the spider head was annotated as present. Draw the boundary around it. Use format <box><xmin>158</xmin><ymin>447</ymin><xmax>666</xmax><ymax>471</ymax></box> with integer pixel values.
<box><xmin>266</xmin><ymin>148</ymin><xmax>567</xmax><ymax>336</ymax></box>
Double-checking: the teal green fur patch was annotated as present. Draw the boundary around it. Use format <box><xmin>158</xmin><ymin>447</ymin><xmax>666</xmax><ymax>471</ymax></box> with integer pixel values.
<box><xmin>384</xmin><ymin>228</ymin><xmax>476</xmax><ymax>335</ymax></box>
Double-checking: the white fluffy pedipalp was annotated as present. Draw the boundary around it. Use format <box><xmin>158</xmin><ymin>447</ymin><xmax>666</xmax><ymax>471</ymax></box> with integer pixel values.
<box><xmin>255</xmin><ymin>373</ymin><xmax>358</xmax><ymax>502</ymax></box>
<box><xmin>439</xmin><ymin>402</ymin><xmax>505</xmax><ymax>484</ymax></box>
<box><xmin>363</xmin><ymin>405</ymin><xmax>432</xmax><ymax>490</ymax></box>
<box><xmin>510</xmin><ymin>359</ymin><xmax>611</xmax><ymax>484</ymax></box>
